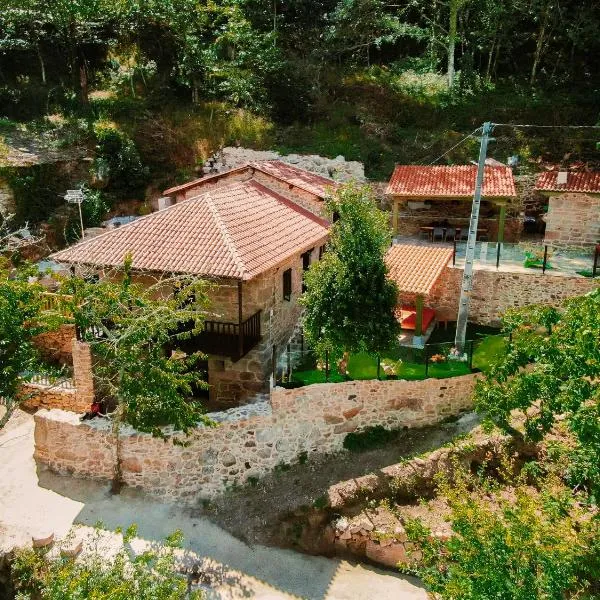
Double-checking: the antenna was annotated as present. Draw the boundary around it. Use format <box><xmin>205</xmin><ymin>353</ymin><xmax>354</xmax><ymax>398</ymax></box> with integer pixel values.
<box><xmin>65</xmin><ymin>189</ymin><xmax>85</xmax><ymax>240</ymax></box>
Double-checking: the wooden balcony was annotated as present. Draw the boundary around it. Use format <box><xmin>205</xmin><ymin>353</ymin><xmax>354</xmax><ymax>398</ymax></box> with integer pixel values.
<box><xmin>174</xmin><ymin>310</ymin><xmax>262</xmax><ymax>361</ymax></box>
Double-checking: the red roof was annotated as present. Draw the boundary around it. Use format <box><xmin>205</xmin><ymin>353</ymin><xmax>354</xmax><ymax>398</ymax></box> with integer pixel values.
<box><xmin>163</xmin><ymin>160</ymin><xmax>338</xmax><ymax>199</ymax></box>
<box><xmin>52</xmin><ymin>181</ymin><xmax>329</xmax><ymax>280</ymax></box>
<box><xmin>385</xmin><ymin>243</ymin><xmax>454</xmax><ymax>295</ymax></box>
<box><xmin>386</xmin><ymin>165</ymin><xmax>516</xmax><ymax>198</ymax></box>
<box><xmin>535</xmin><ymin>171</ymin><xmax>600</xmax><ymax>194</ymax></box>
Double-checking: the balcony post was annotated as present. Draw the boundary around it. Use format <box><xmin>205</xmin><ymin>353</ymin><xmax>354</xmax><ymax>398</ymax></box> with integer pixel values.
<box><xmin>238</xmin><ymin>280</ymin><xmax>244</xmax><ymax>358</ymax></box>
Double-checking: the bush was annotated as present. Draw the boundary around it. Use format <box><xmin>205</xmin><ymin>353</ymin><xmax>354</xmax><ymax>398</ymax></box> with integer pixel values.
<box><xmin>343</xmin><ymin>425</ymin><xmax>399</xmax><ymax>452</ymax></box>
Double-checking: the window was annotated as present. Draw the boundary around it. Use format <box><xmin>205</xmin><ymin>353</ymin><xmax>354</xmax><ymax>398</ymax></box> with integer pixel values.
<box><xmin>301</xmin><ymin>250</ymin><xmax>312</xmax><ymax>293</ymax></box>
<box><xmin>283</xmin><ymin>268</ymin><xmax>292</xmax><ymax>301</ymax></box>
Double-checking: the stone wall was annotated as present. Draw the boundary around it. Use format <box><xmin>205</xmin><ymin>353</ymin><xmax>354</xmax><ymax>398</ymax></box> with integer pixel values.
<box><xmin>207</xmin><ymin>246</ymin><xmax>321</xmax><ymax>408</ymax></box>
<box><xmin>32</xmin><ymin>325</ymin><xmax>76</xmax><ymax>365</ymax></box>
<box><xmin>428</xmin><ymin>266</ymin><xmax>598</xmax><ymax>325</ymax></box>
<box><xmin>34</xmin><ymin>373</ymin><xmax>477</xmax><ymax>502</ymax></box>
<box><xmin>21</xmin><ymin>381</ymin><xmax>88</xmax><ymax>413</ymax></box>
<box><xmin>544</xmin><ymin>193</ymin><xmax>600</xmax><ymax>248</ymax></box>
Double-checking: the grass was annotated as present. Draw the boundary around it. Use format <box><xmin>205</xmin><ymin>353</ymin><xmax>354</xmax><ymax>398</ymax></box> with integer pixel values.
<box><xmin>288</xmin><ymin>332</ymin><xmax>507</xmax><ymax>386</ymax></box>
<box><xmin>472</xmin><ymin>335</ymin><xmax>507</xmax><ymax>373</ymax></box>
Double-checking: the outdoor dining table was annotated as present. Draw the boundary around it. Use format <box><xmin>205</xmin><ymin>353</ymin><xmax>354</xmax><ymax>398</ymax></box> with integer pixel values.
<box><xmin>419</xmin><ymin>226</ymin><xmax>487</xmax><ymax>242</ymax></box>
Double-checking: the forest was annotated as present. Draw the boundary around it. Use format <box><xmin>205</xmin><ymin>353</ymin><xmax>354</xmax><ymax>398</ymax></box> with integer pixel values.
<box><xmin>1</xmin><ymin>0</ymin><xmax>600</xmax><ymax>223</ymax></box>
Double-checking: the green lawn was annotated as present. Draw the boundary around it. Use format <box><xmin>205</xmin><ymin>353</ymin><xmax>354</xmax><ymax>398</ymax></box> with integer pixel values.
<box><xmin>287</xmin><ymin>334</ymin><xmax>507</xmax><ymax>386</ymax></box>
<box><xmin>472</xmin><ymin>335</ymin><xmax>507</xmax><ymax>373</ymax></box>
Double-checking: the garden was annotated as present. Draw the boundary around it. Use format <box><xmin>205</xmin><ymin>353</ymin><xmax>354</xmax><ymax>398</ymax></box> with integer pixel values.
<box><xmin>282</xmin><ymin>324</ymin><xmax>506</xmax><ymax>387</ymax></box>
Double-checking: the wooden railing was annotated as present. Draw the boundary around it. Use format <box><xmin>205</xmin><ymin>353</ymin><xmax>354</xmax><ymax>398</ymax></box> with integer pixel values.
<box><xmin>175</xmin><ymin>310</ymin><xmax>262</xmax><ymax>361</ymax></box>
<box><xmin>40</xmin><ymin>292</ymin><xmax>73</xmax><ymax>317</ymax></box>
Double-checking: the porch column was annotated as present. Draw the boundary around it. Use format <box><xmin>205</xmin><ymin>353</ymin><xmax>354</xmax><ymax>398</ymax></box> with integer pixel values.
<box><xmin>415</xmin><ymin>294</ymin><xmax>424</xmax><ymax>337</ymax></box>
<box><xmin>392</xmin><ymin>200</ymin><xmax>399</xmax><ymax>235</ymax></box>
<box><xmin>497</xmin><ymin>203</ymin><xmax>506</xmax><ymax>243</ymax></box>
<box><xmin>237</xmin><ymin>280</ymin><xmax>244</xmax><ymax>358</ymax></box>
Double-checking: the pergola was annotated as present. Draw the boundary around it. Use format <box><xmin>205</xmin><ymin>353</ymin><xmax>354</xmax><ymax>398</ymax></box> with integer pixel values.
<box><xmin>385</xmin><ymin>243</ymin><xmax>454</xmax><ymax>337</ymax></box>
<box><xmin>386</xmin><ymin>165</ymin><xmax>517</xmax><ymax>242</ymax></box>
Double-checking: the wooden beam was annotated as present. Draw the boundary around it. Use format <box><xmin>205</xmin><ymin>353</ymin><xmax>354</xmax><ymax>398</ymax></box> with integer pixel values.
<box><xmin>497</xmin><ymin>204</ymin><xmax>506</xmax><ymax>242</ymax></box>
<box><xmin>392</xmin><ymin>200</ymin><xmax>399</xmax><ymax>234</ymax></box>
<box><xmin>237</xmin><ymin>280</ymin><xmax>244</xmax><ymax>358</ymax></box>
<box><xmin>415</xmin><ymin>294</ymin><xmax>424</xmax><ymax>337</ymax></box>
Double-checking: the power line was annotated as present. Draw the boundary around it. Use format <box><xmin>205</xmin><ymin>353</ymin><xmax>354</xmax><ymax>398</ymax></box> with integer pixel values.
<box><xmin>493</xmin><ymin>123</ymin><xmax>600</xmax><ymax>129</ymax></box>
<box><xmin>424</xmin><ymin>127</ymin><xmax>482</xmax><ymax>165</ymax></box>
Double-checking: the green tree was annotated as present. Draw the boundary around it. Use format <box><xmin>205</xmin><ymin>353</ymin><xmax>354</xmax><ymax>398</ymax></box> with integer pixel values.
<box><xmin>0</xmin><ymin>260</ymin><xmax>50</xmax><ymax>429</ymax></box>
<box><xmin>11</xmin><ymin>525</ymin><xmax>203</xmax><ymax>599</ymax></box>
<box><xmin>475</xmin><ymin>288</ymin><xmax>600</xmax><ymax>499</ymax></box>
<box><xmin>406</xmin><ymin>465</ymin><xmax>600</xmax><ymax>599</ymax></box>
<box><xmin>61</xmin><ymin>259</ymin><xmax>211</xmax><ymax>436</ymax></box>
<box><xmin>301</xmin><ymin>183</ymin><xmax>399</xmax><ymax>360</ymax></box>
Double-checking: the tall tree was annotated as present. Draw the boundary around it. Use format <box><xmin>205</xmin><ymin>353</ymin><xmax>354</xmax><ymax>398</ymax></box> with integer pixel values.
<box><xmin>301</xmin><ymin>183</ymin><xmax>399</xmax><ymax>360</ymax></box>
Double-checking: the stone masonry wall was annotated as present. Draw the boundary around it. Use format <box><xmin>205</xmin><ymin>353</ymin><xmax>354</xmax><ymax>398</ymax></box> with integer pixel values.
<box><xmin>428</xmin><ymin>266</ymin><xmax>598</xmax><ymax>325</ymax></box>
<box><xmin>544</xmin><ymin>193</ymin><xmax>600</xmax><ymax>248</ymax></box>
<box><xmin>32</xmin><ymin>324</ymin><xmax>76</xmax><ymax>365</ymax></box>
<box><xmin>34</xmin><ymin>373</ymin><xmax>477</xmax><ymax>502</ymax></box>
<box><xmin>208</xmin><ymin>246</ymin><xmax>321</xmax><ymax>408</ymax></box>
<box><xmin>21</xmin><ymin>382</ymin><xmax>88</xmax><ymax>413</ymax></box>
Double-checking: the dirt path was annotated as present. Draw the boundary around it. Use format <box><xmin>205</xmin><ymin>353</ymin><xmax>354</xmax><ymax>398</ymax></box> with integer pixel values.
<box><xmin>200</xmin><ymin>413</ymin><xmax>480</xmax><ymax>547</ymax></box>
<box><xmin>0</xmin><ymin>410</ymin><xmax>428</xmax><ymax>599</ymax></box>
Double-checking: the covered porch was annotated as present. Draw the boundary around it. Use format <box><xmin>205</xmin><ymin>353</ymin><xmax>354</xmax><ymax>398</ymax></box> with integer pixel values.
<box><xmin>385</xmin><ymin>243</ymin><xmax>454</xmax><ymax>348</ymax></box>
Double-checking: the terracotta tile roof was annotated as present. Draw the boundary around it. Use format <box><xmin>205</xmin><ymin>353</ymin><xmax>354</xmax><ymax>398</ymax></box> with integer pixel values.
<box><xmin>51</xmin><ymin>181</ymin><xmax>329</xmax><ymax>280</ymax></box>
<box><xmin>249</xmin><ymin>160</ymin><xmax>338</xmax><ymax>198</ymax></box>
<box><xmin>386</xmin><ymin>165</ymin><xmax>517</xmax><ymax>198</ymax></box>
<box><xmin>535</xmin><ymin>171</ymin><xmax>600</xmax><ymax>193</ymax></box>
<box><xmin>385</xmin><ymin>243</ymin><xmax>454</xmax><ymax>295</ymax></box>
<box><xmin>163</xmin><ymin>160</ymin><xmax>338</xmax><ymax>199</ymax></box>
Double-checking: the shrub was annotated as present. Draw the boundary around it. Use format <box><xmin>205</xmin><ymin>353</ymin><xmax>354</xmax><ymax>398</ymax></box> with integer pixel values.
<box><xmin>343</xmin><ymin>425</ymin><xmax>399</xmax><ymax>452</ymax></box>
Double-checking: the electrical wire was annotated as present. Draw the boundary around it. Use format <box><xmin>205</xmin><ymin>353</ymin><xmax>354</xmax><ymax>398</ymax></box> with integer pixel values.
<box><xmin>423</xmin><ymin>127</ymin><xmax>483</xmax><ymax>165</ymax></box>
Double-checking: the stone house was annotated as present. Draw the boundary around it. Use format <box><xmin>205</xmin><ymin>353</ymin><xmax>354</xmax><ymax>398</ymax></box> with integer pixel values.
<box><xmin>386</xmin><ymin>165</ymin><xmax>518</xmax><ymax>241</ymax></box>
<box><xmin>51</xmin><ymin>162</ymin><xmax>334</xmax><ymax>409</ymax></box>
<box><xmin>535</xmin><ymin>170</ymin><xmax>600</xmax><ymax>249</ymax></box>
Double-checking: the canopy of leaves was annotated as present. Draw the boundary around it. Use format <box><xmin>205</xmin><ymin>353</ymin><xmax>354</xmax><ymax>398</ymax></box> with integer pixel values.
<box><xmin>406</xmin><ymin>463</ymin><xmax>600</xmax><ymax>599</ymax></box>
<box><xmin>474</xmin><ymin>287</ymin><xmax>600</xmax><ymax>499</ymax></box>
<box><xmin>301</xmin><ymin>183</ymin><xmax>399</xmax><ymax>359</ymax></box>
<box><xmin>61</xmin><ymin>259</ymin><xmax>211</xmax><ymax>435</ymax></box>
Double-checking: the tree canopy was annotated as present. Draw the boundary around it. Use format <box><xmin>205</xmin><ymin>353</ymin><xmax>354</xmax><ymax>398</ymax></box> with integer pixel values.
<box><xmin>301</xmin><ymin>183</ymin><xmax>399</xmax><ymax>359</ymax></box>
<box><xmin>474</xmin><ymin>287</ymin><xmax>600</xmax><ymax>499</ymax></box>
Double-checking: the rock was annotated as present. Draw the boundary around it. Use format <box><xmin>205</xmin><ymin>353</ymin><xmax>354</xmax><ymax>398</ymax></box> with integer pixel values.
<box><xmin>220</xmin><ymin>452</ymin><xmax>236</xmax><ymax>467</ymax></box>
<box><xmin>365</xmin><ymin>540</ymin><xmax>408</xmax><ymax>568</ymax></box>
<box><xmin>32</xmin><ymin>532</ymin><xmax>54</xmax><ymax>548</ymax></box>
<box><xmin>60</xmin><ymin>539</ymin><xmax>83</xmax><ymax>558</ymax></box>
<box><xmin>335</xmin><ymin>517</ymin><xmax>350</xmax><ymax>532</ymax></box>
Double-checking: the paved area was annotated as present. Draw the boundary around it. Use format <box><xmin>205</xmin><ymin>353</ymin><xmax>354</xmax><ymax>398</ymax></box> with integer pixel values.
<box><xmin>0</xmin><ymin>410</ymin><xmax>428</xmax><ymax>599</ymax></box>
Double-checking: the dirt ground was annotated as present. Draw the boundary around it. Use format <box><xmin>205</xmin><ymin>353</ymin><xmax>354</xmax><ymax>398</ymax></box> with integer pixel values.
<box><xmin>197</xmin><ymin>413</ymin><xmax>480</xmax><ymax>547</ymax></box>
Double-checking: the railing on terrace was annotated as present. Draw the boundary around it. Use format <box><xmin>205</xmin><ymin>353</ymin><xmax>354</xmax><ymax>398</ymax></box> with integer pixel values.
<box><xmin>40</xmin><ymin>292</ymin><xmax>73</xmax><ymax>317</ymax></box>
<box><xmin>173</xmin><ymin>310</ymin><xmax>262</xmax><ymax>361</ymax></box>
<box><xmin>452</xmin><ymin>241</ymin><xmax>599</xmax><ymax>278</ymax></box>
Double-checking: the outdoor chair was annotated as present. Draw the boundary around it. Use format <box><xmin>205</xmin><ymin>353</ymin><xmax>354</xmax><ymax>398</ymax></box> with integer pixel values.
<box><xmin>432</xmin><ymin>227</ymin><xmax>444</xmax><ymax>242</ymax></box>
<box><xmin>444</xmin><ymin>227</ymin><xmax>456</xmax><ymax>241</ymax></box>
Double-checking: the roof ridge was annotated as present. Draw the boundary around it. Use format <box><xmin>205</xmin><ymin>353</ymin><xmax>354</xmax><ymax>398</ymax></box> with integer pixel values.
<box><xmin>248</xmin><ymin>179</ymin><xmax>330</xmax><ymax>228</ymax></box>
<box><xmin>202</xmin><ymin>191</ymin><xmax>248</xmax><ymax>279</ymax></box>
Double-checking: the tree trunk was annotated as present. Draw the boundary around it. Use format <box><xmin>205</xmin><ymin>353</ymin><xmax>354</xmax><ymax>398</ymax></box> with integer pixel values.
<box><xmin>530</xmin><ymin>7</ymin><xmax>550</xmax><ymax>86</ymax></box>
<box><xmin>37</xmin><ymin>45</ymin><xmax>46</xmax><ymax>85</ymax></box>
<box><xmin>79</xmin><ymin>54</ymin><xmax>89</xmax><ymax>105</ymax></box>
<box><xmin>110</xmin><ymin>403</ymin><xmax>124</xmax><ymax>495</ymax></box>
<box><xmin>485</xmin><ymin>36</ymin><xmax>496</xmax><ymax>82</ymax></box>
<box><xmin>447</xmin><ymin>0</ymin><xmax>459</xmax><ymax>87</ymax></box>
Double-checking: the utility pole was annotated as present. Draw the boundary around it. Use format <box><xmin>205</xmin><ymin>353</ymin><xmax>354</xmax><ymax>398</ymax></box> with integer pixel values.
<box><xmin>455</xmin><ymin>121</ymin><xmax>493</xmax><ymax>352</ymax></box>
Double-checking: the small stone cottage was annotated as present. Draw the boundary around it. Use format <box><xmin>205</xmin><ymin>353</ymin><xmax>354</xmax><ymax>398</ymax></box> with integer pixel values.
<box><xmin>535</xmin><ymin>170</ymin><xmax>600</xmax><ymax>249</ymax></box>
<box><xmin>52</xmin><ymin>161</ymin><xmax>335</xmax><ymax>408</ymax></box>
